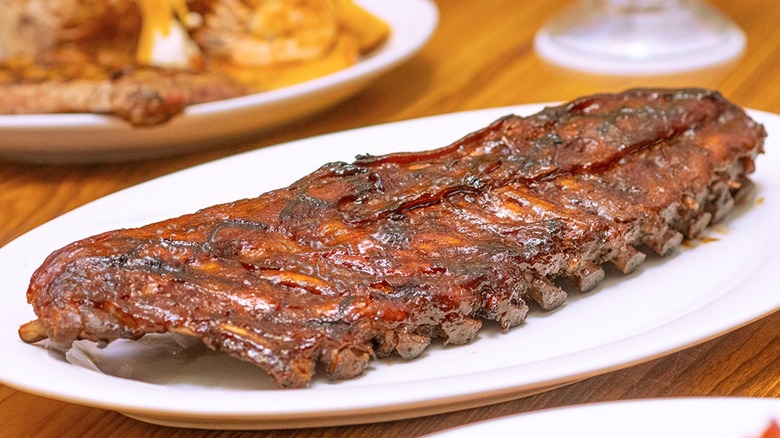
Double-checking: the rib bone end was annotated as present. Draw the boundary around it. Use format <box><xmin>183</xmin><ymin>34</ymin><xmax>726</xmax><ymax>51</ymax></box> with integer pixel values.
<box><xmin>646</xmin><ymin>228</ymin><xmax>684</xmax><ymax>256</ymax></box>
<box><xmin>610</xmin><ymin>245</ymin><xmax>647</xmax><ymax>274</ymax></box>
<box><xmin>19</xmin><ymin>319</ymin><xmax>48</xmax><ymax>343</ymax></box>
<box><xmin>571</xmin><ymin>262</ymin><xmax>605</xmax><ymax>292</ymax></box>
<box><xmin>525</xmin><ymin>276</ymin><xmax>567</xmax><ymax>310</ymax></box>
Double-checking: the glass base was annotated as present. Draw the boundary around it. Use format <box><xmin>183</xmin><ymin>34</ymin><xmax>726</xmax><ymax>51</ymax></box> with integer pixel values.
<box><xmin>534</xmin><ymin>0</ymin><xmax>746</xmax><ymax>75</ymax></box>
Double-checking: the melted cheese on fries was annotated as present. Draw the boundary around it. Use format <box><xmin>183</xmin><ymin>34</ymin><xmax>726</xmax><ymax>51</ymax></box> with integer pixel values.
<box><xmin>135</xmin><ymin>0</ymin><xmax>203</xmax><ymax>68</ymax></box>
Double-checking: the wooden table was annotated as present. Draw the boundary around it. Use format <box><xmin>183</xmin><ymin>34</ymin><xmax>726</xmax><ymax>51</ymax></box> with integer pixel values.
<box><xmin>1</xmin><ymin>0</ymin><xmax>778</xmax><ymax>436</ymax></box>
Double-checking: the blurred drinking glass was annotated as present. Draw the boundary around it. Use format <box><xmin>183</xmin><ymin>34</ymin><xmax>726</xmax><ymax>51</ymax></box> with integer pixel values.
<box><xmin>534</xmin><ymin>0</ymin><xmax>745</xmax><ymax>74</ymax></box>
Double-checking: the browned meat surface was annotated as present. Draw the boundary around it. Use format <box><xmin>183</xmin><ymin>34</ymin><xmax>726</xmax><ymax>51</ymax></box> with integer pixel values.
<box><xmin>19</xmin><ymin>88</ymin><xmax>765</xmax><ymax>388</ymax></box>
<box><xmin>0</xmin><ymin>57</ymin><xmax>249</xmax><ymax>126</ymax></box>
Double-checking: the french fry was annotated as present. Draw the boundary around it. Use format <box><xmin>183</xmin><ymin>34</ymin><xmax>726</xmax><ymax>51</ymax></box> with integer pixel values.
<box><xmin>213</xmin><ymin>33</ymin><xmax>360</xmax><ymax>91</ymax></box>
<box><xmin>212</xmin><ymin>0</ymin><xmax>390</xmax><ymax>91</ymax></box>
<box><xmin>333</xmin><ymin>0</ymin><xmax>390</xmax><ymax>53</ymax></box>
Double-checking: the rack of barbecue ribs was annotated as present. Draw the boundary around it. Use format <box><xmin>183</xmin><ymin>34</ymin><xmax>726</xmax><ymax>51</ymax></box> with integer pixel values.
<box><xmin>19</xmin><ymin>88</ymin><xmax>766</xmax><ymax>388</ymax></box>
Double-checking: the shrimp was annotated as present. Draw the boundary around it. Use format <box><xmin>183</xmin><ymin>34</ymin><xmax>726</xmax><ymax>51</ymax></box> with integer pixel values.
<box><xmin>193</xmin><ymin>0</ymin><xmax>341</xmax><ymax>67</ymax></box>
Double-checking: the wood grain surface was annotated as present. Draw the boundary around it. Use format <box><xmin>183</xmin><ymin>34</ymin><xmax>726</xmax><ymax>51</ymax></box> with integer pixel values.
<box><xmin>1</xmin><ymin>0</ymin><xmax>778</xmax><ymax>436</ymax></box>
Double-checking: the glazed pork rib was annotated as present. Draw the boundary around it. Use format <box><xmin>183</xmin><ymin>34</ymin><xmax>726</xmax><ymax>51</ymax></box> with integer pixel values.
<box><xmin>19</xmin><ymin>88</ymin><xmax>765</xmax><ymax>388</ymax></box>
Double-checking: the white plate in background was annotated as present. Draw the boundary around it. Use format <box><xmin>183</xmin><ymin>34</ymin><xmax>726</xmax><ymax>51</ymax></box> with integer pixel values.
<box><xmin>428</xmin><ymin>398</ymin><xmax>780</xmax><ymax>438</ymax></box>
<box><xmin>0</xmin><ymin>0</ymin><xmax>438</xmax><ymax>162</ymax></box>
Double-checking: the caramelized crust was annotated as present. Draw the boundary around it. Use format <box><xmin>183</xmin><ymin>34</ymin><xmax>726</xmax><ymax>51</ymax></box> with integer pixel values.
<box><xmin>21</xmin><ymin>88</ymin><xmax>766</xmax><ymax>387</ymax></box>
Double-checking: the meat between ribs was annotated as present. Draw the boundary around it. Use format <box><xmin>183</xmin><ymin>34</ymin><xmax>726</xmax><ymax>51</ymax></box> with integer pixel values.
<box><xmin>19</xmin><ymin>88</ymin><xmax>766</xmax><ymax>388</ymax></box>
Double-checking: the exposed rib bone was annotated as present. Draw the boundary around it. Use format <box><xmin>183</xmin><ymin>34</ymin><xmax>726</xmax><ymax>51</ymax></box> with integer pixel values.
<box><xmin>17</xmin><ymin>319</ymin><xmax>47</xmax><ymax>343</ymax></box>
<box><xmin>393</xmin><ymin>332</ymin><xmax>431</xmax><ymax>359</ymax></box>
<box><xmin>733</xmin><ymin>179</ymin><xmax>757</xmax><ymax>205</ymax></box>
<box><xmin>498</xmin><ymin>298</ymin><xmax>531</xmax><ymax>329</ymax></box>
<box><xmin>525</xmin><ymin>276</ymin><xmax>567</xmax><ymax>310</ymax></box>
<box><xmin>570</xmin><ymin>262</ymin><xmax>605</xmax><ymax>292</ymax></box>
<box><xmin>734</xmin><ymin>179</ymin><xmax>758</xmax><ymax>205</ymax></box>
<box><xmin>709</xmin><ymin>186</ymin><xmax>736</xmax><ymax>223</ymax></box>
<box><xmin>610</xmin><ymin>245</ymin><xmax>647</xmax><ymax>274</ymax></box>
<box><xmin>440</xmin><ymin>317</ymin><xmax>481</xmax><ymax>345</ymax></box>
<box><xmin>685</xmin><ymin>212</ymin><xmax>713</xmax><ymax>239</ymax></box>
<box><xmin>322</xmin><ymin>346</ymin><xmax>371</xmax><ymax>380</ymax></box>
<box><xmin>645</xmin><ymin>228</ymin><xmax>684</xmax><ymax>256</ymax></box>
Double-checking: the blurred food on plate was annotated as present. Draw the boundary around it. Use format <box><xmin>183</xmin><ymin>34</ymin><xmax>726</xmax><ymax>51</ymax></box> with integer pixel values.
<box><xmin>0</xmin><ymin>0</ymin><xmax>390</xmax><ymax>125</ymax></box>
